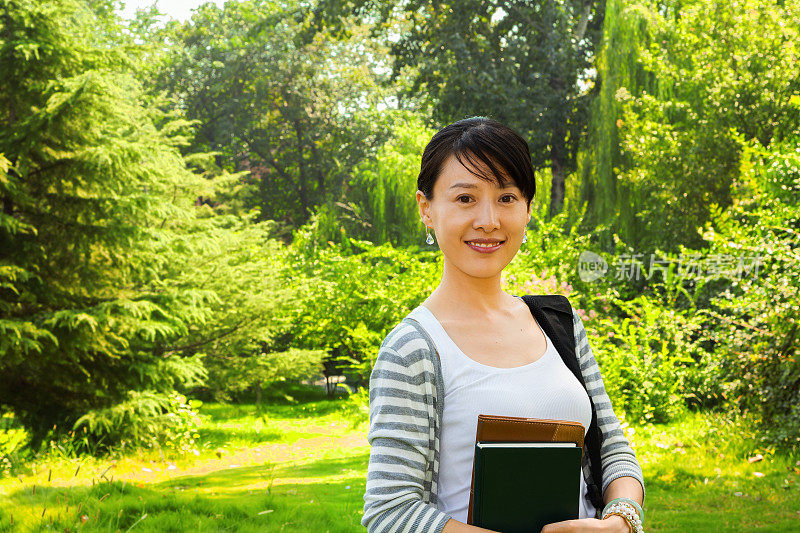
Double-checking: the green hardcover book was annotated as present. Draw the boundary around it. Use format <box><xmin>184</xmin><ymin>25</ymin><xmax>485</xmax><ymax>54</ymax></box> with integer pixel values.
<box><xmin>472</xmin><ymin>442</ymin><xmax>582</xmax><ymax>533</ymax></box>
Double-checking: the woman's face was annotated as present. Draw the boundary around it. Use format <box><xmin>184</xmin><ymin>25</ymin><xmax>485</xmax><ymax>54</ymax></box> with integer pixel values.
<box><xmin>417</xmin><ymin>153</ymin><xmax>531</xmax><ymax>279</ymax></box>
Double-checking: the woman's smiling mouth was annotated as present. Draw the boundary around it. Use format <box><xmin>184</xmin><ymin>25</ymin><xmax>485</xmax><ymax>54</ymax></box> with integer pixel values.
<box><xmin>465</xmin><ymin>240</ymin><xmax>505</xmax><ymax>252</ymax></box>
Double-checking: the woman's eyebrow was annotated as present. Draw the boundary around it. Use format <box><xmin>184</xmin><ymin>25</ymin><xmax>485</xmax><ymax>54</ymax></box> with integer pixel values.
<box><xmin>448</xmin><ymin>182</ymin><xmax>478</xmax><ymax>190</ymax></box>
<box><xmin>448</xmin><ymin>182</ymin><xmax>516</xmax><ymax>190</ymax></box>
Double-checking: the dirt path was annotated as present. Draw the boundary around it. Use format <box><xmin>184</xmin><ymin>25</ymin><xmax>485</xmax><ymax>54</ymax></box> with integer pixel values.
<box><xmin>171</xmin><ymin>432</ymin><xmax>369</xmax><ymax>479</ymax></box>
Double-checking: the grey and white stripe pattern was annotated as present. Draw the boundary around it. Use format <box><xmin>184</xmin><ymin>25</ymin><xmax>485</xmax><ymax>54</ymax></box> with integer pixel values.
<box><xmin>361</xmin><ymin>308</ymin><xmax>645</xmax><ymax>532</ymax></box>
<box><xmin>571</xmin><ymin>309</ymin><xmax>646</xmax><ymax>508</ymax></box>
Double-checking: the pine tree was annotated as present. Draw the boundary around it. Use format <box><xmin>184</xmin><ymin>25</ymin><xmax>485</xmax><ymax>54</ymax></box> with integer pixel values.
<box><xmin>0</xmin><ymin>0</ymin><xmax>212</xmax><ymax>447</ymax></box>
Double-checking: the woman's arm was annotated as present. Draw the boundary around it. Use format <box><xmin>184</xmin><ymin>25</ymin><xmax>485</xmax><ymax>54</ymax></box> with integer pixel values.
<box><xmin>604</xmin><ymin>476</ymin><xmax>644</xmax><ymax>507</ymax></box>
<box><xmin>572</xmin><ymin>309</ymin><xmax>646</xmax><ymax>505</ymax></box>
<box><xmin>441</xmin><ymin>519</ymin><xmax>497</xmax><ymax>532</ymax></box>
<box><xmin>361</xmin><ymin>324</ymin><xmax>453</xmax><ymax>533</ymax></box>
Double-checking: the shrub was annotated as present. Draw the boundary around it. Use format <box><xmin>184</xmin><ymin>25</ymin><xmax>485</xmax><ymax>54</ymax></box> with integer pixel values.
<box><xmin>588</xmin><ymin>295</ymin><xmax>707</xmax><ymax>424</ymax></box>
<box><xmin>73</xmin><ymin>391</ymin><xmax>203</xmax><ymax>455</ymax></box>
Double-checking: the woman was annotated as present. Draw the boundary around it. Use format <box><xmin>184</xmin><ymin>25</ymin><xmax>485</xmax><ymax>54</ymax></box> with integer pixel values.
<box><xmin>361</xmin><ymin>117</ymin><xmax>645</xmax><ymax>533</ymax></box>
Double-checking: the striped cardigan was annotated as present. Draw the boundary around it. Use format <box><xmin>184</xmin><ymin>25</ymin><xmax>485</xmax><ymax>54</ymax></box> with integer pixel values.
<box><xmin>361</xmin><ymin>307</ymin><xmax>645</xmax><ymax>533</ymax></box>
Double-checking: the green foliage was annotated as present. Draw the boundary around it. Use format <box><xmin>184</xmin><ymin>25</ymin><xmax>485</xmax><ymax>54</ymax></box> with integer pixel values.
<box><xmin>339</xmin><ymin>385</ymin><xmax>369</xmax><ymax>426</ymax></box>
<box><xmin>73</xmin><ymin>390</ymin><xmax>203</xmax><ymax>454</ymax></box>
<box><xmin>148</xmin><ymin>0</ymin><xmax>393</xmax><ymax>228</ymax></box>
<box><xmin>0</xmin><ymin>0</ymin><xmax>210</xmax><ymax>446</ymax></box>
<box><xmin>577</xmin><ymin>0</ymin><xmax>800</xmax><ymax>252</ymax></box>
<box><xmin>698</xmin><ymin>138</ymin><xmax>800</xmax><ymax>453</ymax></box>
<box><xmin>145</xmin><ymin>210</ymin><xmax>325</xmax><ymax>403</ymax></box>
<box><xmin>589</xmin><ymin>295</ymin><xmax>702</xmax><ymax>423</ymax></box>
<box><xmin>0</xmin><ymin>412</ymin><xmax>27</xmax><ymax>477</ymax></box>
<box><xmin>373</xmin><ymin>0</ymin><xmax>605</xmax><ymax>217</ymax></box>
<box><xmin>574</xmin><ymin>0</ymin><xmax>661</xmax><ymax>246</ymax></box>
<box><xmin>194</xmin><ymin>208</ymin><xmax>443</xmax><ymax>399</ymax></box>
<box><xmin>205</xmin><ymin>348</ymin><xmax>327</xmax><ymax>401</ymax></box>
<box><xmin>314</xmin><ymin>110</ymin><xmax>436</xmax><ymax>247</ymax></box>
<box><xmin>286</xmin><ymin>216</ymin><xmax>441</xmax><ymax>388</ymax></box>
<box><xmin>502</xmin><ymin>212</ymin><xmax>711</xmax><ymax>424</ymax></box>
<box><xmin>567</xmin><ymin>1</ymin><xmax>800</xmax><ymax>444</ymax></box>
<box><xmin>0</xmin><ymin>0</ymin><xmax>312</xmax><ymax>450</ymax></box>
<box><xmin>503</xmin><ymin>207</ymin><xmax>597</xmax><ymax>294</ymax></box>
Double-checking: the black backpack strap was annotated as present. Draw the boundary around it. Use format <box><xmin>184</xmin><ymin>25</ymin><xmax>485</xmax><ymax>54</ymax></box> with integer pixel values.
<box><xmin>526</xmin><ymin>295</ymin><xmax>578</xmax><ymax>369</ymax></box>
<box><xmin>520</xmin><ymin>294</ymin><xmax>605</xmax><ymax>513</ymax></box>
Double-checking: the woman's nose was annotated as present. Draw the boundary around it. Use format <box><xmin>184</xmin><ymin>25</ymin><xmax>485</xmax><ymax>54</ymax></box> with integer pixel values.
<box><xmin>474</xmin><ymin>200</ymin><xmax>500</xmax><ymax>229</ymax></box>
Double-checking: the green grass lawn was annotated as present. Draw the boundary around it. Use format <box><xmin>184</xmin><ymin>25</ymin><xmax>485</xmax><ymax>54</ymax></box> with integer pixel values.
<box><xmin>1</xmin><ymin>389</ymin><xmax>798</xmax><ymax>532</ymax></box>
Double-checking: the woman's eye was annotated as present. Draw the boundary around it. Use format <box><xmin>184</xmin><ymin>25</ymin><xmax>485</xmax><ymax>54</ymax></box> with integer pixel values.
<box><xmin>456</xmin><ymin>195</ymin><xmax>516</xmax><ymax>203</ymax></box>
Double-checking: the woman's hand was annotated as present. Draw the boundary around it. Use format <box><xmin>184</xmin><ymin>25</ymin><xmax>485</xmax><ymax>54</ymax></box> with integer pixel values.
<box><xmin>540</xmin><ymin>515</ymin><xmax>632</xmax><ymax>533</ymax></box>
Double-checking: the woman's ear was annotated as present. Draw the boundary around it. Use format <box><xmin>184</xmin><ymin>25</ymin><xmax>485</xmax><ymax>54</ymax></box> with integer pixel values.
<box><xmin>417</xmin><ymin>190</ymin><xmax>432</xmax><ymax>226</ymax></box>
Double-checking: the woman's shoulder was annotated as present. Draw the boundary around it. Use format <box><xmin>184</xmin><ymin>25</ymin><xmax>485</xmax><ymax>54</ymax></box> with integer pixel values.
<box><xmin>377</xmin><ymin>311</ymin><xmax>436</xmax><ymax>366</ymax></box>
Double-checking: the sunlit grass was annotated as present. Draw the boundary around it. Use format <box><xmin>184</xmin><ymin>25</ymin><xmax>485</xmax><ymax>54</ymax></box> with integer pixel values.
<box><xmin>1</xmin><ymin>393</ymin><xmax>797</xmax><ymax>532</ymax></box>
<box><xmin>632</xmin><ymin>409</ymin><xmax>800</xmax><ymax>531</ymax></box>
<box><xmin>0</xmin><ymin>387</ymin><xmax>370</xmax><ymax>532</ymax></box>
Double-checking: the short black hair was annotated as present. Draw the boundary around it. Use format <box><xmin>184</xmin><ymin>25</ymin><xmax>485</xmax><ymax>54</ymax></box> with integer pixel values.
<box><xmin>417</xmin><ymin>116</ymin><xmax>535</xmax><ymax>208</ymax></box>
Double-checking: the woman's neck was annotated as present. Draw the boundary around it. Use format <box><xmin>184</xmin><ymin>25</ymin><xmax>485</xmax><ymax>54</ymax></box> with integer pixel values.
<box><xmin>424</xmin><ymin>280</ymin><xmax>518</xmax><ymax>320</ymax></box>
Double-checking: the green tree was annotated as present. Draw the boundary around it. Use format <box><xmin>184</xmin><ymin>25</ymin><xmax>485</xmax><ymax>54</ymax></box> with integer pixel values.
<box><xmin>171</xmin><ymin>212</ymin><xmax>326</xmax><ymax>403</ymax></box>
<box><xmin>0</xmin><ymin>0</ymin><xmax>210</xmax><ymax>445</ymax></box>
<box><xmin>150</xmin><ymin>0</ymin><xmax>393</xmax><ymax>234</ymax></box>
<box><xmin>0</xmin><ymin>0</ymin><xmax>321</xmax><ymax>448</ymax></box>
<box><xmin>310</xmin><ymin>110</ymin><xmax>436</xmax><ymax>247</ymax></box>
<box><xmin>373</xmin><ymin>0</ymin><xmax>606</xmax><ymax>219</ymax></box>
<box><xmin>578</xmin><ymin>0</ymin><xmax>800</xmax><ymax>252</ymax></box>
<box><xmin>572</xmin><ymin>0</ymin><xmax>658</xmax><ymax>248</ymax></box>
<box><xmin>285</xmin><ymin>216</ymin><xmax>442</xmax><ymax>391</ymax></box>
<box><xmin>700</xmin><ymin>135</ymin><xmax>800</xmax><ymax>452</ymax></box>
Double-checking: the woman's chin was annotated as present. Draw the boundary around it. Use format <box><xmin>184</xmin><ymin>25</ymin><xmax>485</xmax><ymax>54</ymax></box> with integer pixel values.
<box><xmin>456</xmin><ymin>260</ymin><xmax>511</xmax><ymax>279</ymax></box>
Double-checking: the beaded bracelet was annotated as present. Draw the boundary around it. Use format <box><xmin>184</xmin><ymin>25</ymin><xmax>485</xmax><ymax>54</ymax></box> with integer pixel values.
<box><xmin>603</xmin><ymin>497</ymin><xmax>644</xmax><ymax>523</ymax></box>
<box><xmin>602</xmin><ymin>501</ymin><xmax>644</xmax><ymax>533</ymax></box>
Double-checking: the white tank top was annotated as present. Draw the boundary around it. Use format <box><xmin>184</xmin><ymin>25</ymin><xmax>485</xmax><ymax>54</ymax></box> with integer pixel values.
<box><xmin>407</xmin><ymin>302</ymin><xmax>597</xmax><ymax>523</ymax></box>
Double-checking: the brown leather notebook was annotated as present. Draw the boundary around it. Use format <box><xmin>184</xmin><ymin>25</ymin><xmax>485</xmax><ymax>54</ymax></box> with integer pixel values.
<box><xmin>466</xmin><ymin>414</ymin><xmax>586</xmax><ymax>525</ymax></box>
